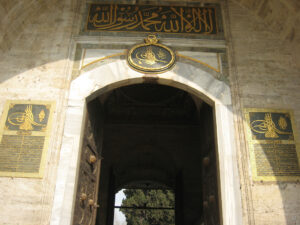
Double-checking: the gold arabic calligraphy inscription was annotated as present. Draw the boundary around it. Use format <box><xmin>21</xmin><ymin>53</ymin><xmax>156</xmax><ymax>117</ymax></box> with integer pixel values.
<box><xmin>86</xmin><ymin>4</ymin><xmax>218</xmax><ymax>35</ymax></box>
<box><xmin>0</xmin><ymin>101</ymin><xmax>55</xmax><ymax>178</ymax></box>
<box><xmin>244</xmin><ymin>109</ymin><xmax>300</xmax><ymax>181</ymax></box>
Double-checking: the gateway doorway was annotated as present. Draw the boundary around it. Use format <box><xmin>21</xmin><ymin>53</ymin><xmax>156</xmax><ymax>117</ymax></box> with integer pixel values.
<box><xmin>73</xmin><ymin>83</ymin><xmax>221</xmax><ymax>225</ymax></box>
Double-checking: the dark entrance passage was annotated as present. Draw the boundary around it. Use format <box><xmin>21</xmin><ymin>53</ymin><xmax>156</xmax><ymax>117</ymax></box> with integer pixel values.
<box><xmin>73</xmin><ymin>83</ymin><xmax>220</xmax><ymax>225</ymax></box>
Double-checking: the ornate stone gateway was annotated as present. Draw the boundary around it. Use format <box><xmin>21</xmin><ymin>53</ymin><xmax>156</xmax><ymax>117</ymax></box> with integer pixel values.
<box><xmin>70</xmin><ymin>84</ymin><xmax>221</xmax><ymax>225</ymax></box>
<box><xmin>50</xmin><ymin>57</ymin><xmax>241</xmax><ymax>225</ymax></box>
<box><xmin>51</xmin><ymin>2</ymin><xmax>242</xmax><ymax>225</ymax></box>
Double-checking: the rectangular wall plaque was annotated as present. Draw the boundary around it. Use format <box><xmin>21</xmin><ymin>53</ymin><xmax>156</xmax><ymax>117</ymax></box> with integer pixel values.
<box><xmin>0</xmin><ymin>101</ymin><xmax>55</xmax><ymax>178</ymax></box>
<box><xmin>244</xmin><ymin>108</ymin><xmax>300</xmax><ymax>181</ymax></box>
<box><xmin>86</xmin><ymin>4</ymin><xmax>218</xmax><ymax>35</ymax></box>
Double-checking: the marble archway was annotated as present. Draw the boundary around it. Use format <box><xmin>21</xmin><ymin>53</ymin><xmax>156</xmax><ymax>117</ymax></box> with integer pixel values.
<box><xmin>50</xmin><ymin>59</ymin><xmax>242</xmax><ymax>225</ymax></box>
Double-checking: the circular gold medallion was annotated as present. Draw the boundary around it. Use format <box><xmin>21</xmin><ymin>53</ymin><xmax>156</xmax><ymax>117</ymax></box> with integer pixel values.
<box><xmin>127</xmin><ymin>35</ymin><xmax>176</xmax><ymax>73</ymax></box>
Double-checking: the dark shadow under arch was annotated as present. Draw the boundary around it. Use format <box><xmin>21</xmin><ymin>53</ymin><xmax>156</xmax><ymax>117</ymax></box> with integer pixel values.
<box><xmin>81</xmin><ymin>83</ymin><xmax>221</xmax><ymax>225</ymax></box>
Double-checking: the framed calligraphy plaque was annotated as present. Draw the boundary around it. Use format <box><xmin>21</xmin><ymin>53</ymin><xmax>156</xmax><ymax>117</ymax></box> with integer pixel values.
<box><xmin>127</xmin><ymin>35</ymin><xmax>175</xmax><ymax>73</ymax></box>
<box><xmin>0</xmin><ymin>100</ymin><xmax>55</xmax><ymax>178</ymax></box>
<box><xmin>86</xmin><ymin>4</ymin><xmax>219</xmax><ymax>35</ymax></box>
<box><xmin>244</xmin><ymin>108</ymin><xmax>300</xmax><ymax>182</ymax></box>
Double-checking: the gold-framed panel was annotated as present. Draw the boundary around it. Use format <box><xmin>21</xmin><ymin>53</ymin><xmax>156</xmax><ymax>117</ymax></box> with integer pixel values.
<box><xmin>127</xmin><ymin>35</ymin><xmax>176</xmax><ymax>74</ymax></box>
<box><xmin>85</xmin><ymin>4</ymin><xmax>219</xmax><ymax>36</ymax></box>
<box><xmin>244</xmin><ymin>108</ymin><xmax>300</xmax><ymax>182</ymax></box>
<box><xmin>0</xmin><ymin>100</ymin><xmax>55</xmax><ymax>178</ymax></box>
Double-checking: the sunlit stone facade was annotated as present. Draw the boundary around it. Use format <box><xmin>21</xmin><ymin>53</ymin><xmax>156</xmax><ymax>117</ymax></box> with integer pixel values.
<box><xmin>0</xmin><ymin>0</ymin><xmax>299</xmax><ymax>225</ymax></box>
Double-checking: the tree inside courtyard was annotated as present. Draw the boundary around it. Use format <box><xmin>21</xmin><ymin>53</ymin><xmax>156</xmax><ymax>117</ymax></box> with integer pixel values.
<box><xmin>120</xmin><ymin>189</ymin><xmax>175</xmax><ymax>225</ymax></box>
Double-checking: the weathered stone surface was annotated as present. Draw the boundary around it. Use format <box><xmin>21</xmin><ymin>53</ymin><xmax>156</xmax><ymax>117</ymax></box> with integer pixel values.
<box><xmin>228</xmin><ymin>1</ymin><xmax>300</xmax><ymax>225</ymax></box>
<box><xmin>0</xmin><ymin>0</ymin><xmax>299</xmax><ymax>225</ymax></box>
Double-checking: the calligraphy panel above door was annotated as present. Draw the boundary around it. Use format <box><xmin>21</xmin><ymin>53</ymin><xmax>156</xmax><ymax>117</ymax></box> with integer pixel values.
<box><xmin>85</xmin><ymin>4</ymin><xmax>222</xmax><ymax>37</ymax></box>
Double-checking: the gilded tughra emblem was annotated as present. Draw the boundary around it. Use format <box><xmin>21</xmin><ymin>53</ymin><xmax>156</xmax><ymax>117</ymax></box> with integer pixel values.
<box><xmin>5</xmin><ymin>103</ymin><xmax>51</xmax><ymax>133</ymax></box>
<box><xmin>127</xmin><ymin>34</ymin><xmax>176</xmax><ymax>73</ymax></box>
<box><xmin>250</xmin><ymin>113</ymin><xmax>292</xmax><ymax>139</ymax></box>
<box><xmin>137</xmin><ymin>47</ymin><xmax>167</xmax><ymax>65</ymax></box>
<box><xmin>7</xmin><ymin>105</ymin><xmax>46</xmax><ymax>131</ymax></box>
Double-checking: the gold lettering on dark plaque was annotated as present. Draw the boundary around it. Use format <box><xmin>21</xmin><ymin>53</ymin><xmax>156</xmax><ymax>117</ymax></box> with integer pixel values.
<box><xmin>86</xmin><ymin>4</ymin><xmax>218</xmax><ymax>35</ymax></box>
<box><xmin>244</xmin><ymin>109</ymin><xmax>300</xmax><ymax>181</ymax></box>
<box><xmin>0</xmin><ymin>101</ymin><xmax>55</xmax><ymax>178</ymax></box>
<box><xmin>254</xmin><ymin>144</ymin><xmax>300</xmax><ymax>177</ymax></box>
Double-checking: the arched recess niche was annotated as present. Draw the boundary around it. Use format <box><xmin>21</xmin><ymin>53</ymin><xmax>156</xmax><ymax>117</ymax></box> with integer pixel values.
<box><xmin>50</xmin><ymin>59</ymin><xmax>243</xmax><ymax>225</ymax></box>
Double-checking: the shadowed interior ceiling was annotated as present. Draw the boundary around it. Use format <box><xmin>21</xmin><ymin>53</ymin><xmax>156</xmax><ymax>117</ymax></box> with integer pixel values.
<box><xmin>94</xmin><ymin>83</ymin><xmax>220</xmax><ymax>225</ymax></box>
